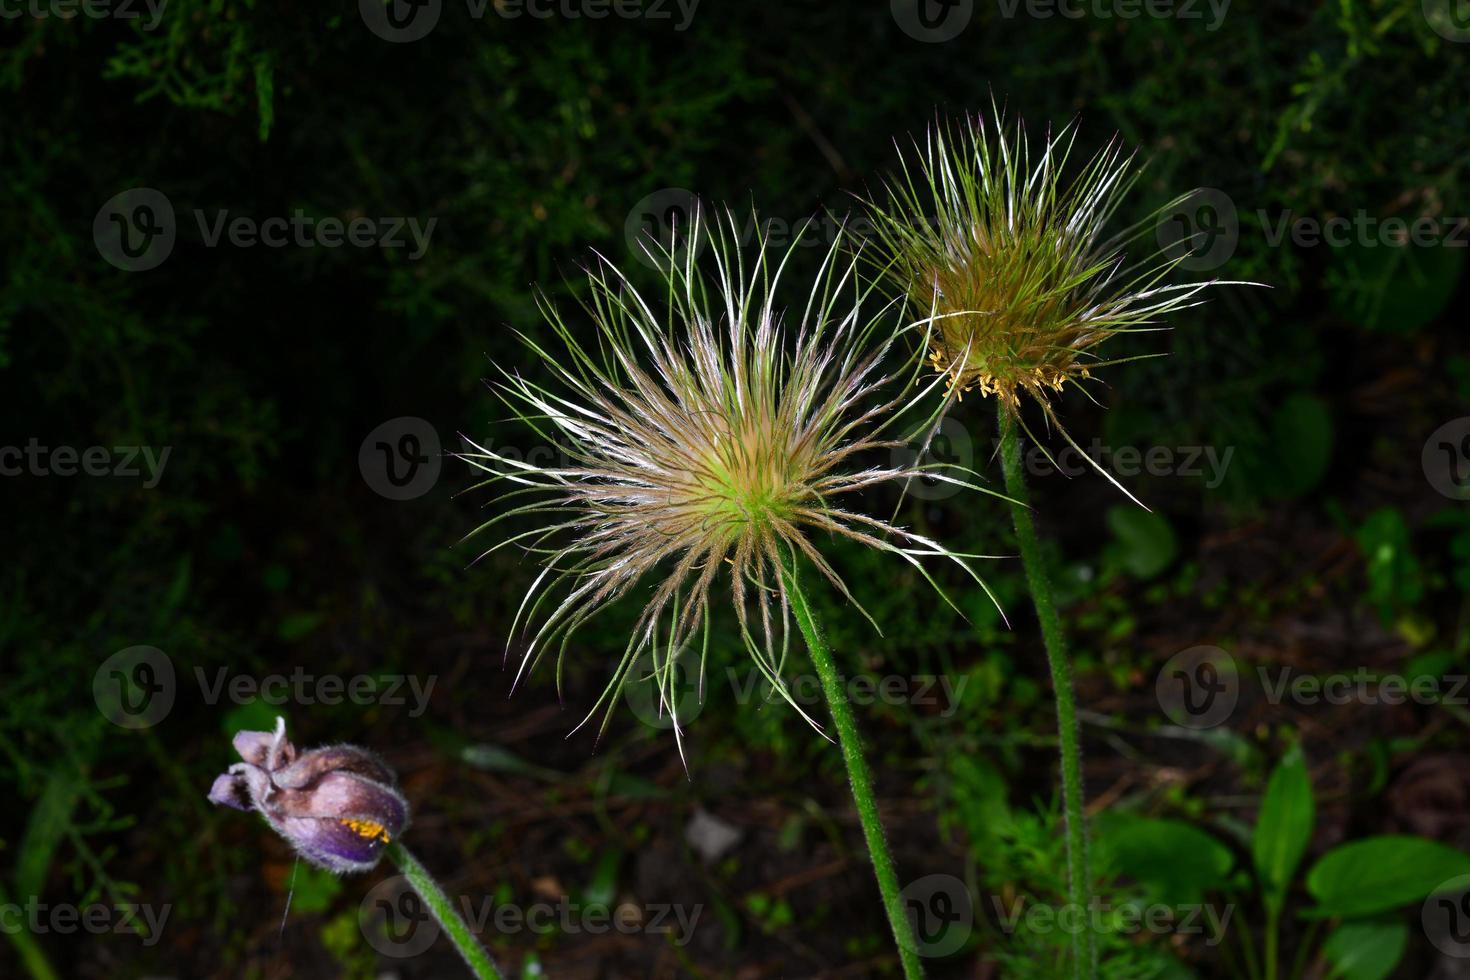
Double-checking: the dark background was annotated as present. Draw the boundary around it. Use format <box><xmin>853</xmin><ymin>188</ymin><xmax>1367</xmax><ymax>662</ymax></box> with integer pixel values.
<box><xmin>3</xmin><ymin>1</ymin><xmax>1469</xmax><ymax>977</ymax></box>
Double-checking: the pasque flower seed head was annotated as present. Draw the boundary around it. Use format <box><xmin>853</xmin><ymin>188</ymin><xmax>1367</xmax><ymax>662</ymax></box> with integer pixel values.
<box><xmin>867</xmin><ymin>110</ymin><xmax>1253</xmax><ymax>504</ymax></box>
<box><xmin>463</xmin><ymin>207</ymin><xmax>1002</xmax><ymax>760</ymax></box>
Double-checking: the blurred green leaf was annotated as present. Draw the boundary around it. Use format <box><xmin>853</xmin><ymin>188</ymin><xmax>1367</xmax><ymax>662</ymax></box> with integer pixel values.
<box><xmin>1329</xmin><ymin>238</ymin><xmax>1463</xmax><ymax>333</ymax></box>
<box><xmin>943</xmin><ymin>754</ymin><xmax>1012</xmax><ymax>856</ymax></box>
<box><xmin>1252</xmin><ymin>742</ymin><xmax>1314</xmax><ymax>911</ymax></box>
<box><xmin>1105</xmin><ymin>507</ymin><xmax>1178</xmax><ymax>580</ymax></box>
<box><xmin>287</xmin><ymin>864</ymin><xmax>343</xmax><ymax>915</ymax></box>
<box><xmin>459</xmin><ymin>744</ymin><xmax>562</xmax><ymax>781</ymax></box>
<box><xmin>605</xmin><ymin>773</ymin><xmax>666</xmax><ymax>800</ymax></box>
<box><xmin>1355</xmin><ymin>508</ymin><xmax>1424</xmax><ymax>623</ymax></box>
<box><xmin>1097</xmin><ymin>816</ymin><xmax>1234</xmax><ymax>905</ymax></box>
<box><xmin>1306</xmin><ymin>836</ymin><xmax>1470</xmax><ymax>918</ymax></box>
<box><xmin>16</xmin><ymin>769</ymin><xmax>80</xmax><ymax>899</ymax></box>
<box><xmin>1266</xmin><ymin>394</ymin><xmax>1334</xmax><ymax>499</ymax></box>
<box><xmin>278</xmin><ymin>611</ymin><xmax>325</xmax><ymax>642</ymax></box>
<box><xmin>1321</xmin><ymin>919</ymin><xmax>1407</xmax><ymax>980</ymax></box>
<box><xmin>582</xmin><ymin>849</ymin><xmax>621</xmax><ymax>909</ymax></box>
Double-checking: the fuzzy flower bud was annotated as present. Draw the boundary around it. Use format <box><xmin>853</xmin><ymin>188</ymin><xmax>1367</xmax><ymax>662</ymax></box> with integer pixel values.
<box><xmin>207</xmin><ymin>717</ymin><xmax>409</xmax><ymax>874</ymax></box>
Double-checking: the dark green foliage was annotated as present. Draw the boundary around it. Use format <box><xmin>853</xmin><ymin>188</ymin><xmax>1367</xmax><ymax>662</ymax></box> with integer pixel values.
<box><xmin>3</xmin><ymin>0</ymin><xmax>1469</xmax><ymax>975</ymax></box>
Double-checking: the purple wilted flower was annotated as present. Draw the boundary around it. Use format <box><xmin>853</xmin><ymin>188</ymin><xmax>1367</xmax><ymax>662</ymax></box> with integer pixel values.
<box><xmin>208</xmin><ymin>717</ymin><xmax>410</xmax><ymax>874</ymax></box>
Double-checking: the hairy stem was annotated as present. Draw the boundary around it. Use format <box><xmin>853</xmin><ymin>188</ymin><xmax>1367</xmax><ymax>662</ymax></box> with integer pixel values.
<box><xmin>783</xmin><ymin>557</ymin><xmax>925</xmax><ymax>980</ymax></box>
<box><xmin>386</xmin><ymin>841</ymin><xmax>503</xmax><ymax>979</ymax></box>
<box><xmin>997</xmin><ymin>404</ymin><xmax>1097</xmax><ymax>978</ymax></box>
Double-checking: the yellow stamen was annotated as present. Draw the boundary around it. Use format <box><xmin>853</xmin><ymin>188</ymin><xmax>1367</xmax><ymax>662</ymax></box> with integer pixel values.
<box><xmin>341</xmin><ymin>818</ymin><xmax>391</xmax><ymax>844</ymax></box>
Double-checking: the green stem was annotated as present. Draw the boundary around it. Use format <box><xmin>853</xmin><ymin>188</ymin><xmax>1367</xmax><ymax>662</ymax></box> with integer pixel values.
<box><xmin>1286</xmin><ymin>916</ymin><xmax>1322</xmax><ymax>980</ymax></box>
<box><xmin>0</xmin><ymin>883</ymin><xmax>62</xmax><ymax>980</ymax></box>
<box><xmin>783</xmin><ymin>559</ymin><xmax>925</xmax><ymax>980</ymax></box>
<box><xmin>997</xmin><ymin>405</ymin><xmax>1097</xmax><ymax>979</ymax></box>
<box><xmin>1264</xmin><ymin>905</ymin><xmax>1280</xmax><ymax>980</ymax></box>
<box><xmin>1235</xmin><ymin>900</ymin><xmax>1264</xmax><ymax>980</ymax></box>
<box><xmin>386</xmin><ymin>841</ymin><xmax>503</xmax><ymax>979</ymax></box>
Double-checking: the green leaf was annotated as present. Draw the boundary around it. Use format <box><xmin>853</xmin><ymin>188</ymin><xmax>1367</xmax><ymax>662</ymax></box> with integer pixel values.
<box><xmin>1306</xmin><ymin>836</ymin><xmax>1470</xmax><ymax>918</ymax></box>
<box><xmin>943</xmin><ymin>755</ymin><xmax>1012</xmax><ymax>856</ymax></box>
<box><xmin>459</xmin><ymin>743</ymin><xmax>562</xmax><ymax>781</ymax></box>
<box><xmin>1267</xmin><ymin>394</ymin><xmax>1334</xmax><ymax>499</ymax></box>
<box><xmin>1321</xmin><ymin>920</ymin><xmax>1407</xmax><ymax>980</ymax></box>
<box><xmin>159</xmin><ymin>555</ymin><xmax>192</xmax><ymax>617</ymax></box>
<box><xmin>16</xmin><ymin>769</ymin><xmax>80</xmax><ymax>898</ymax></box>
<box><xmin>1252</xmin><ymin>742</ymin><xmax>1315</xmax><ymax>909</ymax></box>
<box><xmin>277</xmin><ymin>611</ymin><xmax>324</xmax><ymax>642</ymax></box>
<box><xmin>582</xmin><ymin>849</ymin><xmax>622</xmax><ymax>909</ymax></box>
<box><xmin>1329</xmin><ymin>238</ymin><xmax>1463</xmax><ymax>334</ymax></box>
<box><xmin>1355</xmin><ymin>508</ymin><xmax>1424</xmax><ymax>623</ymax></box>
<box><xmin>1097</xmin><ymin>816</ymin><xmax>1234</xmax><ymax>905</ymax></box>
<box><xmin>605</xmin><ymin>772</ymin><xmax>666</xmax><ymax>800</ymax></box>
<box><xmin>287</xmin><ymin>865</ymin><xmax>343</xmax><ymax>915</ymax></box>
<box><xmin>1106</xmin><ymin>506</ymin><xmax>1178</xmax><ymax>580</ymax></box>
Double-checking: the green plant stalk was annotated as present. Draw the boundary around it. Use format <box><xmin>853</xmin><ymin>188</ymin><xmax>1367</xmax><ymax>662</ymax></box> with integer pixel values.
<box><xmin>1264</xmin><ymin>905</ymin><xmax>1280</xmax><ymax>980</ymax></box>
<box><xmin>0</xmin><ymin>883</ymin><xmax>61</xmax><ymax>980</ymax></box>
<box><xmin>386</xmin><ymin>841</ymin><xmax>503</xmax><ymax>980</ymax></box>
<box><xmin>1234</xmin><ymin>900</ymin><xmax>1264</xmax><ymax>980</ymax></box>
<box><xmin>997</xmin><ymin>405</ymin><xmax>1097</xmax><ymax>978</ymax></box>
<box><xmin>1286</xmin><ymin>916</ymin><xmax>1322</xmax><ymax>980</ymax></box>
<box><xmin>784</xmin><ymin>559</ymin><xmax>925</xmax><ymax>980</ymax></box>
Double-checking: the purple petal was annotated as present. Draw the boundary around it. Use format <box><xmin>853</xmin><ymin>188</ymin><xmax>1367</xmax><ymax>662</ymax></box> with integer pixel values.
<box><xmin>207</xmin><ymin>773</ymin><xmax>252</xmax><ymax>811</ymax></box>
<box><xmin>257</xmin><ymin>772</ymin><xmax>408</xmax><ymax>838</ymax></box>
<box><xmin>301</xmin><ymin>772</ymin><xmax>409</xmax><ymax>833</ymax></box>
<box><xmin>272</xmin><ymin>745</ymin><xmax>397</xmax><ymax>790</ymax></box>
<box><xmin>232</xmin><ymin>725</ymin><xmax>295</xmax><ymax>769</ymax></box>
<box><xmin>279</xmin><ymin>816</ymin><xmax>392</xmax><ymax>874</ymax></box>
